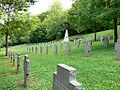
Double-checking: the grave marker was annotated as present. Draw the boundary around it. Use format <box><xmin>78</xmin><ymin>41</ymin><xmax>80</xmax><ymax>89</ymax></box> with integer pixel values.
<box><xmin>99</xmin><ymin>36</ymin><xmax>103</xmax><ymax>42</ymax></box>
<box><xmin>32</xmin><ymin>47</ymin><xmax>34</xmax><ymax>53</ymax></box>
<box><xmin>54</xmin><ymin>44</ymin><xmax>58</xmax><ymax>54</ymax></box>
<box><xmin>66</xmin><ymin>43</ymin><xmax>71</xmax><ymax>55</ymax></box>
<box><xmin>104</xmin><ymin>38</ymin><xmax>109</xmax><ymax>48</ymax></box>
<box><xmin>13</xmin><ymin>53</ymin><xmax>15</xmax><ymax>66</ymax></box>
<box><xmin>17</xmin><ymin>53</ymin><xmax>20</xmax><ymax>74</ymax></box>
<box><xmin>53</xmin><ymin>64</ymin><xmax>82</xmax><ymax>90</ymax></box>
<box><xmin>35</xmin><ymin>47</ymin><xmax>37</xmax><ymax>53</ymax></box>
<box><xmin>24</xmin><ymin>55</ymin><xmax>30</xmax><ymax>87</ymax></box>
<box><xmin>40</xmin><ymin>46</ymin><xmax>42</xmax><ymax>55</ymax></box>
<box><xmin>115</xmin><ymin>41</ymin><xmax>120</xmax><ymax>60</ymax></box>
<box><xmin>84</xmin><ymin>42</ymin><xmax>91</xmax><ymax>57</ymax></box>
<box><xmin>46</xmin><ymin>46</ymin><xmax>49</xmax><ymax>55</ymax></box>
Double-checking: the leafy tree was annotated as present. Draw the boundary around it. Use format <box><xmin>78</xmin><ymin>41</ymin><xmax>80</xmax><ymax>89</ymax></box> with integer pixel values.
<box><xmin>9</xmin><ymin>13</ymin><xmax>40</xmax><ymax>45</ymax></box>
<box><xmin>43</xmin><ymin>0</ymin><xmax>67</xmax><ymax>40</ymax></box>
<box><xmin>0</xmin><ymin>0</ymin><xmax>36</xmax><ymax>56</ymax></box>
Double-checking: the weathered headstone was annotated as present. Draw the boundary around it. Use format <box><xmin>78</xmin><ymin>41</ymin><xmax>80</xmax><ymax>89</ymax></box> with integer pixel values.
<box><xmin>89</xmin><ymin>38</ymin><xmax>93</xmax><ymax>47</ymax></box>
<box><xmin>24</xmin><ymin>55</ymin><xmax>30</xmax><ymax>87</ymax></box>
<box><xmin>66</xmin><ymin>43</ymin><xmax>71</xmax><ymax>55</ymax></box>
<box><xmin>84</xmin><ymin>42</ymin><xmax>91</xmax><ymax>57</ymax></box>
<box><xmin>50</xmin><ymin>44</ymin><xmax>52</xmax><ymax>49</ymax></box>
<box><xmin>60</xmin><ymin>42</ymin><xmax>63</xmax><ymax>49</ymax></box>
<box><xmin>54</xmin><ymin>44</ymin><xmax>58</xmax><ymax>54</ymax></box>
<box><xmin>99</xmin><ymin>36</ymin><xmax>103</xmax><ymax>42</ymax></box>
<box><xmin>40</xmin><ymin>46</ymin><xmax>42</xmax><ymax>55</ymax></box>
<box><xmin>10</xmin><ymin>52</ymin><xmax>13</xmax><ymax>63</ymax></box>
<box><xmin>53</xmin><ymin>64</ymin><xmax>82</xmax><ymax>90</ymax></box>
<box><xmin>17</xmin><ymin>53</ymin><xmax>20</xmax><ymax>74</ymax></box>
<box><xmin>76</xmin><ymin>39</ymin><xmax>80</xmax><ymax>48</ymax></box>
<box><xmin>104</xmin><ymin>38</ymin><xmax>109</xmax><ymax>48</ymax></box>
<box><xmin>115</xmin><ymin>41</ymin><xmax>120</xmax><ymax>60</ymax></box>
<box><xmin>35</xmin><ymin>47</ymin><xmax>37</xmax><ymax>53</ymax></box>
<box><xmin>13</xmin><ymin>53</ymin><xmax>15</xmax><ymax>66</ymax></box>
<box><xmin>32</xmin><ymin>47</ymin><xmax>34</xmax><ymax>53</ymax></box>
<box><xmin>74</xmin><ymin>39</ymin><xmax>77</xmax><ymax>44</ymax></box>
<box><xmin>46</xmin><ymin>46</ymin><xmax>49</xmax><ymax>55</ymax></box>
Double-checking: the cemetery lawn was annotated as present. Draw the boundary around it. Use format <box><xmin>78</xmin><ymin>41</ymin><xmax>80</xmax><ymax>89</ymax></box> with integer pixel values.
<box><xmin>0</xmin><ymin>40</ymin><xmax>120</xmax><ymax>90</ymax></box>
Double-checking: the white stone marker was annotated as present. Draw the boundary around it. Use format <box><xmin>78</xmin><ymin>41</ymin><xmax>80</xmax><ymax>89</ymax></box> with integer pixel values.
<box><xmin>53</xmin><ymin>64</ymin><xmax>82</xmax><ymax>90</ymax></box>
<box><xmin>63</xmin><ymin>29</ymin><xmax>69</xmax><ymax>43</ymax></box>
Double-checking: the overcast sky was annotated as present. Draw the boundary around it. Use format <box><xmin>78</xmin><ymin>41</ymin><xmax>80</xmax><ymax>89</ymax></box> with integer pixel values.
<box><xmin>29</xmin><ymin>0</ymin><xmax>73</xmax><ymax>15</ymax></box>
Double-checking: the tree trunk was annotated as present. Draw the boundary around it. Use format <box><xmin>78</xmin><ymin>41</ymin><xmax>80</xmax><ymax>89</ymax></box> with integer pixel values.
<box><xmin>94</xmin><ymin>31</ymin><xmax>97</xmax><ymax>41</ymax></box>
<box><xmin>114</xmin><ymin>17</ymin><xmax>117</xmax><ymax>43</ymax></box>
<box><xmin>5</xmin><ymin>29</ymin><xmax>8</xmax><ymax>56</ymax></box>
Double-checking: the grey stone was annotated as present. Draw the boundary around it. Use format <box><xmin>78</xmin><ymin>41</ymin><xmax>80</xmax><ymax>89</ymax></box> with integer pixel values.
<box><xmin>115</xmin><ymin>41</ymin><xmax>120</xmax><ymax>60</ymax></box>
<box><xmin>46</xmin><ymin>46</ymin><xmax>49</xmax><ymax>54</ymax></box>
<box><xmin>24</xmin><ymin>55</ymin><xmax>30</xmax><ymax>87</ymax></box>
<box><xmin>60</xmin><ymin>42</ymin><xmax>63</xmax><ymax>49</ymax></box>
<box><xmin>17</xmin><ymin>53</ymin><xmax>20</xmax><ymax>74</ymax></box>
<box><xmin>54</xmin><ymin>44</ymin><xmax>58</xmax><ymax>54</ymax></box>
<box><xmin>53</xmin><ymin>64</ymin><xmax>82</xmax><ymax>90</ymax></box>
<box><xmin>99</xmin><ymin>36</ymin><xmax>103</xmax><ymax>42</ymax></box>
<box><xmin>66</xmin><ymin>43</ymin><xmax>71</xmax><ymax>55</ymax></box>
<box><xmin>13</xmin><ymin>52</ymin><xmax>15</xmax><ymax>66</ymax></box>
<box><xmin>76</xmin><ymin>40</ymin><xmax>80</xmax><ymax>48</ymax></box>
<box><xmin>40</xmin><ymin>46</ymin><xmax>42</xmax><ymax>55</ymax></box>
<box><xmin>50</xmin><ymin>44</ymin><xmax>52</xmax><ymax>49</ymax></box>
<box><xmin>35</xmin><ymin>47</ymin><xmax>37</xmax><ymax>53</ymax></box>
<box><xmin>84</xmin><ymin>42</ymin><xmax>91</xmax><ymax>57</ymax></box>
<box><xmin>104</xmin><ymin>38</ymin><xmax>109</xmax><ymax>48</ymax></box>
<box><xmin>32</xmin><ymin>47</ymin><xmax>34</xmax><ymax>53</ymax></box>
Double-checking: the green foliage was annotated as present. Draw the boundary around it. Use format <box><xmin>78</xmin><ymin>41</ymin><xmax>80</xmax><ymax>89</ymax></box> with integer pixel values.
<box><xmin>9</xmin><ymin>13</ymin><xmax>40</xmax><ymax>45</ymax></box>
<box><xmin>42</xmin><ymin>0</ymin><xmax>67</xmax><ymax>40</ymax></box>
<box><xmin>29</xmin><ymin>24</ymin><xmax>47</xmax><ymax>43</ymax></box>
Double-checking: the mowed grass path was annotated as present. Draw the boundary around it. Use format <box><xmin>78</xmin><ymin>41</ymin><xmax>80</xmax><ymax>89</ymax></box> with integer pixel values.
<box><xmin>0</xmin><ymin>40</ymin><xmax>120</xmax><ymax>90</ymax></box>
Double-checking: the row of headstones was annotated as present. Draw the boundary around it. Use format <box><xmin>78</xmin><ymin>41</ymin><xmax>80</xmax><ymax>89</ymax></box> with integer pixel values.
<box><xmin>27</xmin><ymin>43</ymin><xmax>71</xmax><ymax>55</ymax></box>
<box><xmin>74</xmin><ymin>36</ymin><xmax>110</xmax><ymax>48</ymax></box>
<box><xmin>8</xmin><ymin>52</ymin><xmax>82</xmax><ymax>90</ymax></box>
<box><xmin>8</xmin><ymin>51</ymin><xmax>30</xmax><ymax>87</ymax></box>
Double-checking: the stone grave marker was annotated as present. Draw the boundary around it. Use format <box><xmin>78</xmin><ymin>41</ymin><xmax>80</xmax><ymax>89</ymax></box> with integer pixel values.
<box><xmin>104</xmin><ymin>38</ymin><xmax>109</xmax><ymax>48</ymax></box>
<box><xmin>35</xmin><ymin>47</ymin><xmax>37</xmax><ymax>53</ymax></box>
<box><xmin>74</xmin><ymin>39</ymin><xmax>77</xmax><ymax>44</ymax></box>
<box><xmin>24</xmin><ymin>55</ymin><xmax>30</xmax><ymax>87</ymax></box>
<box><xmin>115</xmin><ymin>41</ymin><xmax>120</xmax><ymax>60</ymax></box>
<box><xmin>54</xmin><ymin>44</ymin><xmax>58</xmax><ymax>54</ymax></box>
<box><xmin>50</xmin><ymin>44</ymin><xmax>52</xmax><ymax>49</ymax></box>
<box><xmin>99</xmin><ymin>36</ymin><xmax>103</xmax><ymax>42</ymax></box>
<box><xmin>84</xmin><ymin>42</ymin><xmax>91</xmax><ymax>57</ymax></box>
<box><xmin>32</xmin><ymin>47</ymin><xmax>34</xmax><ymax>53</ymax></box>
<box><xmin>17</xmin><ymin>53</ymin><xmax>20</xmax><ymax>74</ymax></box>
<box><xmin>53</xmin><ymin>64</ymin><xmax>82</xmax><ymax>90</ymax></box>
<box><xmin>66</xmin><ymin>43</ymin><xmax>71</xmax><ymax>55</ymax></box>
<box><xmin>40</xmin><ymin>46</ymin><xmax>42</xmax><ymax>55</ymax></box>
<box><xmin>76</xmin><ymin>39</ymin><xmax>80</xmax><ymax>48</ymax></box>
<box><xmin>13</xmin><ymin>52</ymin><xmax>16</xmax><ymax>66</ymax></box>
<box><xmin>46</xmin><ymin>46</ymin><xmax>49</xmax><ymax>55</ymax></box>
<box><xmin>60</xmin><ymin>42</ymin><xmax>63</xmax><ymax>49</ymax></box>
<box><xmin>10</xmin><ymin>52</ymin><xmax>13</xmax><ymax>63</ymax></box>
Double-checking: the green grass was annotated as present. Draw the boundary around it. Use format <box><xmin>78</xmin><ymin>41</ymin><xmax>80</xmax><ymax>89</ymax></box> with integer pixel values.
<box><xmin>0</xmin><ymin>29</ymin><xmax>120</xmax><ymax>90</ymax></box>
